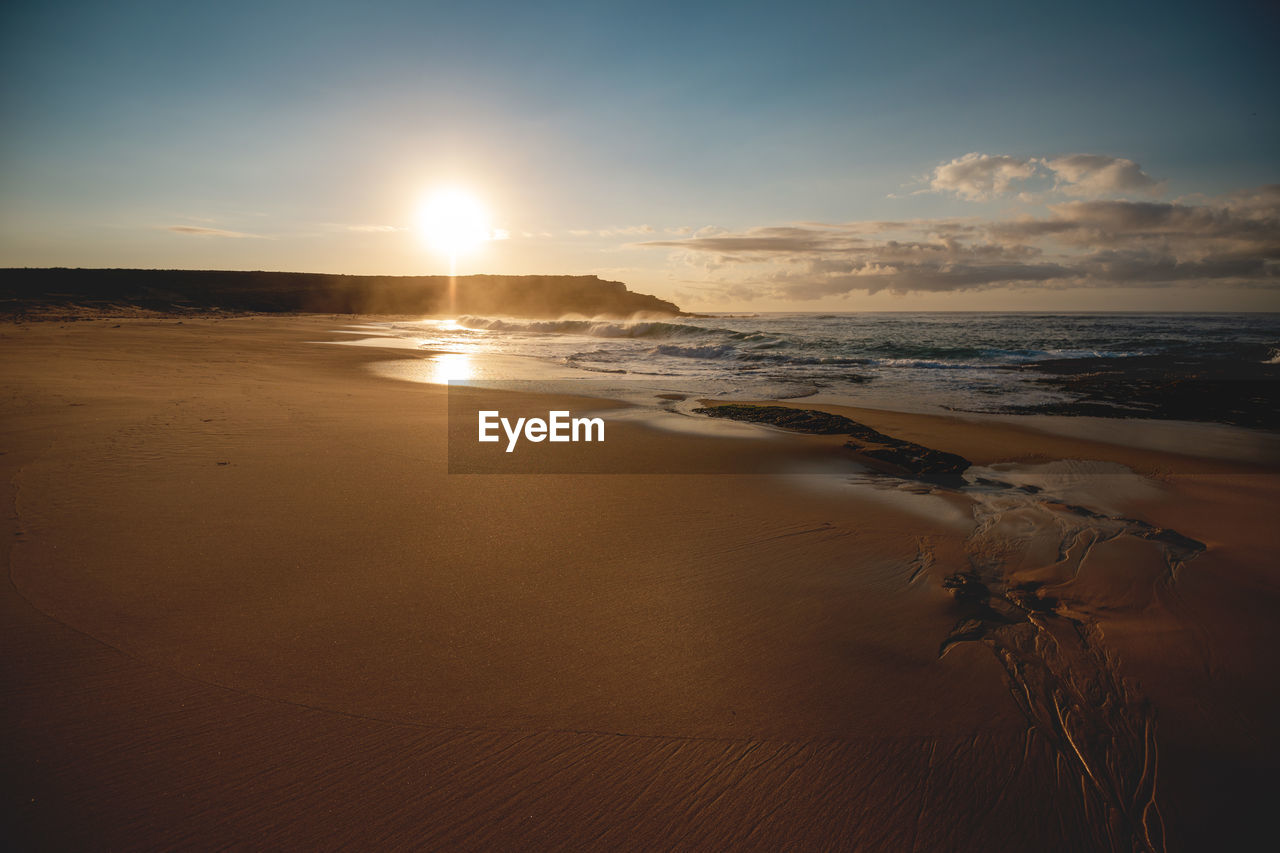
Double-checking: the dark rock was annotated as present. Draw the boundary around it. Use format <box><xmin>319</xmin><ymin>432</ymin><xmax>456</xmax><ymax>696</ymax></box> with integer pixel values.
<box><xmin>690</xmin><ymin>404</ymin><xmax>861</xmax><ymax>434</ymax></box>
<box><xmin>942</xmin><ymin>572</ymin><xmax>990</xmax><ymax>604</ymax></box>
<box><xmin>692</xmin><ymin>403</ymin><xmax>972</xmax><ymax>477</ymax></box>
<box><xmin>994</xmin><ymin>352</ymin><xmax>1280</xmax><ymax>430</ymax></box>
<box><xmin>852</xmin><ymin>443</ymin><xmax>971</xmax><ymax>478</ymax></box>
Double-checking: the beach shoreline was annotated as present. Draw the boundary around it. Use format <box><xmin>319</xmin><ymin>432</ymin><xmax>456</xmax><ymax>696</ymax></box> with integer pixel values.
<box><xmin>3</xmin><ymin>314</ymin><xmax>1277</xmax><ymax>850</ymax></box>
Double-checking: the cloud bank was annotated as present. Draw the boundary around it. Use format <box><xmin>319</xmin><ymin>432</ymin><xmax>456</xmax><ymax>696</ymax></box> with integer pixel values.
<box><xmin>639</xmin><ymin>185</ymin><xmax>1280</xmax><ymax>299</ymax></box>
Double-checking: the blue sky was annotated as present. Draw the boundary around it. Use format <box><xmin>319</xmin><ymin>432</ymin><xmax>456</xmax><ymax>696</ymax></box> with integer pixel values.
<box><xmin>2</xmin><ymin>0</ymin><xmax>1277</xmax><ymax>310</ymax></box>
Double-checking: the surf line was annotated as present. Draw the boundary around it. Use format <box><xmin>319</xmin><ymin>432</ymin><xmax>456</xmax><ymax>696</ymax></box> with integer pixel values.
<box><xmin>478</xmin><ymin>410</ymin><xmax>605</xmax><ymax>453</ymax></box>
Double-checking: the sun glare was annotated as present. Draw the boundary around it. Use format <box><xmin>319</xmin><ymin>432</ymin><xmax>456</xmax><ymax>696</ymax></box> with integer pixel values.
<box><xmin>417</xmin><ymin>188</ymin><xmax>493</xmax><ymax>272</ymax></box>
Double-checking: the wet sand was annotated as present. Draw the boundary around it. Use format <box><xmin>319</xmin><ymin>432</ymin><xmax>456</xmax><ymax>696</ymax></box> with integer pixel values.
<box><xmin>3</xmin><ymin>315</ymin><xmax>1277</xmax><ymax>851</ymax></box>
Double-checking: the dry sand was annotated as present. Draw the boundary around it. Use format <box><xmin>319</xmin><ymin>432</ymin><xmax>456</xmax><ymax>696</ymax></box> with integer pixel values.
<box><xmin>2</xmin><ymin>315</ymin><xmax>1277</xmax><ymax>851</ymax></box>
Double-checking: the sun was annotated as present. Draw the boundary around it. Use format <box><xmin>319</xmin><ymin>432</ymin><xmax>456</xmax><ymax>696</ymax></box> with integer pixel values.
<box><xmin>416</xmin><ymin>188</ymin><xmax>493</xmax><ymax>272</ymax></box>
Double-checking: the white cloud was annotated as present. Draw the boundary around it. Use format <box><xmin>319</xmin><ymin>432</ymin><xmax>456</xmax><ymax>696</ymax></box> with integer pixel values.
<box><xmin>1042</xmin><ymin>154</ymin><xmax>1161</xmax><ymax>197</ymax></box>
<box><xmin>929</xmin><ymin>153</ymin><xmax>1039</xmax><ymax>200</ymax></box>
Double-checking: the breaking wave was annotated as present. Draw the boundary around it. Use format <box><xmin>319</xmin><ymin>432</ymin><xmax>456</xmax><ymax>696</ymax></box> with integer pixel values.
<box><xmin>455</xmin><ymin>316</ymin><xmax>732</xmax><ymax>340</ymax></box>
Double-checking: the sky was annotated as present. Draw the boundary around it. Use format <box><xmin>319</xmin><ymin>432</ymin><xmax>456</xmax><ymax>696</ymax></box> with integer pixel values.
<box><xmin>1</xmin><ymin>0</ymin><xmax>1277</xmax><ymax>311</ymax></box>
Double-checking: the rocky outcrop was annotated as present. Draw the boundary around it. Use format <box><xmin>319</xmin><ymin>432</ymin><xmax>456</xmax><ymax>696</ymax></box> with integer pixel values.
<box><xmin>0</xmin><ymin>268</ymin><xmax>681</xmax><ymax>318</ymax></box>
<box><xmin>691</xmin><ymin>404</ymin><xmax>971</xmax><ymax>477</ymax></box>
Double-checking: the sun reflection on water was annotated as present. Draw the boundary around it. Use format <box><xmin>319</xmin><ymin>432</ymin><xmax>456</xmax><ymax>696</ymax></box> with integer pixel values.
<box><xmin>366</xmin><ymin>353</ymin><xmax>476</xmax><ymax>385</ymax></box>
<box><xmin>429</xmin><ymin>353</ymin><xmax>475</xmax><ymax>383</ymax></box>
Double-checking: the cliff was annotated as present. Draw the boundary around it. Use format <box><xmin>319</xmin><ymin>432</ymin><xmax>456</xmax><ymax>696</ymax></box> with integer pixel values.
<box><xmin>0</xmin><ymin>268</ymin><xmax>681</xmax><ymax>318</ymax></box>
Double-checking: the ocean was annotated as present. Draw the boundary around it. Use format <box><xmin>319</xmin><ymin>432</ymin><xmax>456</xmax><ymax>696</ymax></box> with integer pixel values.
<box><xmin>365</xmin><ymin>312</ymin><xmax>1280</xmax><ymax>428</ymax></box>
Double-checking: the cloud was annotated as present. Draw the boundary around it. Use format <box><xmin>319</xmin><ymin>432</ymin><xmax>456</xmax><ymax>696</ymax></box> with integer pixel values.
<box><xmin>929</xmin><ymin>153</ymin><xmax>1039</xmax><ymax>200</ymax></box>
<box><xmin>567</xmin><ymin>225</ymin><xmax>661</xmax><ymax>238</ymax></box>
<box><xmin>162</xmin><ymin>225</ymin><xmax>266</xmax><ymax>239</ymax></box>
<box><xmin>640</xmin><ymin>225</ymin><xmax>866</xmax><ymax>257</ymax></box>
<box><xmin>925</xmin><ymin>152</ymin><xmax>1163</xmax><ymax>200</ymax></box>
<box><xmin>637</xmin><ymin>185</ymin><xmax>1280</xmax><ymax>299</ymax></box>
<box><xmin>344</xmin><ymin>224</ymin><xmax>405</xmax><ymax>232</ymax></box>
<box><xmin>992</xmin><ymin>193</ymin><xmax>1280</xmax><ymax>249</ymax></box>
<box><xmin>1042</xmin><ymin>154</ymin><xmax>1161</xmax><ymax>196</ymax></box>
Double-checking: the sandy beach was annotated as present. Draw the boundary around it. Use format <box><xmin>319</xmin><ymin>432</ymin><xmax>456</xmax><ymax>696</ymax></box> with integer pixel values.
<box><xmin>3</xmin><ymin>315</ymin><xmax>1278</xmax><ymax>851</ymax></box>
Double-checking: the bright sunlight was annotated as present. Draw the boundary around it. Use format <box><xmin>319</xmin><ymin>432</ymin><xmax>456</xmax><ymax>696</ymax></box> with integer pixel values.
<box><xmin>416</xmin><ymin>188</ymin><xmax>494</xmax><ymax>274</ymax></box>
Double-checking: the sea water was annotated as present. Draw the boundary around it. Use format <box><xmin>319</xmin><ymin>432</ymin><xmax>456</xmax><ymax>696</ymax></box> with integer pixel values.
<box><xmin>367</xmin><ymin>312</ymin><xmax>1280</xmax><ymax>415</ymax></box>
